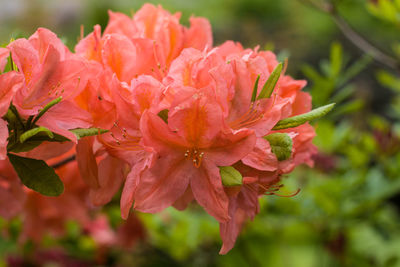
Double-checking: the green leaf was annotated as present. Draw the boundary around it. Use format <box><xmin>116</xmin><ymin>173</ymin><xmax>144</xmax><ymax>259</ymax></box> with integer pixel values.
<box><xmin>157</xmin><ymin>109</ymin><xmax>169</xmax><ymax>123</ymax></box>
<box><xmin>31</xmin><ymin>97</ymin><xmax>62</xmax><ymax>126</ymax></box>
<box><xmin>220</xmin><ymin>166</ymin><xmax>243</xmax><ymax>187</ymax></box>
<box><xmin>257</xmin><ymin>63</ymin><xmax>283</xmax><ymax>100</ymax></box>
<box><xmin>70</xmin><ymin>128</ymin><xmax>108</xmax><ymax>140</ymax></box>
<box><xmin>8</xmin><ymin>141</ymin><xmax>43</xmax><ymax>153</ymax></box>
<box><xmin>264</xmin><ymin>133</ymin><xmax>293</xmax><ymax>161</ymax></box>
<box><xmin>20</xmin><ymin>126</ymin><xmax>54</xmax><ymax>143</ymax></box>
<box><xmin>272</xmin><ymin>103</ymin><xmax>335</xmax><ymax>130</ymax></box>
<box><xmin>251</xmin><ymin>75</ymin><xmax>261</xmax><ymax>102</ymax></box>
<box><xmin>8</xmin><ymin>153</ymin><xmax>64</xmax><ymax>196</ymax></box>
<box><xmin>330</xmin><ymin>42</ymin><xmax>343</xmax><ymax>78</ymax></box>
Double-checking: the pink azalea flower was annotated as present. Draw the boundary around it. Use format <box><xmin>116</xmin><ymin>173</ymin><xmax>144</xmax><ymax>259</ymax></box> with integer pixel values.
<box><xmin>135</xmin><ymin>87</ymin><xmax>256</xmax><ymax>222</ymax></box>
<box><xmin>96</xmin><ymin>75</ymin><xmax>166</xmax><ymax>218</ymax></box>
<box><xmin>8</xmin><ymin>28</ymin><xmax>92</xmax><ymax>141</ymax></box>
<box><xmin>105</xmin><ymin>4</ymin><xmax>212</xmax><ymax>65</ymax></box>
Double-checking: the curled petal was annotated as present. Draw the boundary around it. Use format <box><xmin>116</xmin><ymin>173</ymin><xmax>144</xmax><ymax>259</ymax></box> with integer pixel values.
<box><xmin>104</xmin><ymin>11</ymin><xmax>138</xmax><ymax>38</ymax></box>
<box><xmin>184</xmin><ymin>17</ymin><xmax>213</xmax><ymax>51</ymax></box>
<box><xmin>75</xmin><ymin>25</ymin><xmax>103</xmax><ymax>62</ymax></box>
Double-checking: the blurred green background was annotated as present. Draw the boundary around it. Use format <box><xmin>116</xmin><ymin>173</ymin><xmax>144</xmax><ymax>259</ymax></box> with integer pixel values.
<box><xmin>2</xmin><ymin>0</ymin><xmax>400</xmax><ymax>266</ymax></box>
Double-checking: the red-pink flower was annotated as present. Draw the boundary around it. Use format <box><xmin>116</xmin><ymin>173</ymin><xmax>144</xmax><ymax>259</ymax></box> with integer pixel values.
<box><xmin>8</xmin><ymin>28</ymin><xmax>92</xmax><ymax>141</ymax></box>
<box><xmin>135</xmin><ymin>87</ymin><xmax>256</xmax><ymax>222</ymax></box>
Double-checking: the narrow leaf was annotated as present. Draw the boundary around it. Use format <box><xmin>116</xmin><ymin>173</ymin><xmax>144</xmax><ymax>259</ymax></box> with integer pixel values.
<box><xmin>220</xmin><ymin>166</ymin><xmax>243</xmax><ymax>187</ymax></box>
<box><xmin>70</xmin><ymin>128</ymin><xmax>108</xmax><ymax>140</ymax></box>
<box><xmin>272</xmin><ymin>103</ymin><xmax>335</xmax><ymax>130</ymax></box>
<box><xmin>32</xmin><ymin>97</ymin><xmax>62</xmax><ymax>125</ymax></box>
<box><xmin>264</xmin><ymin>133</ymin><xmax>293</xmax><ymax>161</ymax></box>
<box><xmin>257</xmin><ymin>62</ymin><xmax>283</xmax><ymax>100</ymax></box>
<box><xmin>20</xmin><ymin>126</ymin><xmax>54</xmax><ymax>143</ymax></box>
<box><xmin>251</xmin><ymin>75</ymin><xmax>261</xmax><ymax>102</ymax></box>
<box><xmin>8</xmin><ymin>153</ymin><xmax>64</xmax><ymax>196</ymax></box>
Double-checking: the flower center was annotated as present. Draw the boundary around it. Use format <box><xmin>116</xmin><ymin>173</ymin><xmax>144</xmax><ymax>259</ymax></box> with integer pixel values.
<box><xmin>184</xmin><ymin>148</ymin><xmax>204</xmax><ymax>168</ymax></box>
<box><xmin>98</xmin><ymin>121</ymin><xmax>142</xmax><ymax>151</ymax></box>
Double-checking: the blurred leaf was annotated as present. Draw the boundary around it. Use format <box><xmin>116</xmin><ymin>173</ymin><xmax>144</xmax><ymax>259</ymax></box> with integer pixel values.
<box><xmin>376</xmin><ymin>70</ymin><xmax>400</xmax><ymax>92</ymax></box>
<box><xmin>330</xmin><ymin>42</ymin><xmax>343</xmax><ymax>78</ymax></box>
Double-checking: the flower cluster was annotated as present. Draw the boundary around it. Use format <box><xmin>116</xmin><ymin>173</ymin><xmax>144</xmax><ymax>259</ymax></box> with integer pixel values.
<box><xmin>0</xmin><ymin>4</ymin><xmax>332</xmax><ymax>253</ymax></box>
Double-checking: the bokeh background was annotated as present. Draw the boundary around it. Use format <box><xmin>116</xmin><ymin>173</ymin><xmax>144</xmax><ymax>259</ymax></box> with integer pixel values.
<box><xmin>1</xmin><ymin>0</ymin><xmax>400</xmax><ymax>266</ymax></box>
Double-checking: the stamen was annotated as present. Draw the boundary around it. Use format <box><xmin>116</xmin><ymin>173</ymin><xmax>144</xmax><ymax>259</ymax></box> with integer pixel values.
<box><xmin>152</xmin><ymin>41</ymin><xmax>165</xmax><ymax>78</ymax></box>
<box><xmin>184</xmin><ymin>148</ymin><xmax>204</xmax><ymax>168</ymax></box>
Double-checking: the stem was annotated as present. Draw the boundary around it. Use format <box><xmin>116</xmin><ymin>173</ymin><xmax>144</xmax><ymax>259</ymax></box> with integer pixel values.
<box><xmin>26</xmin><ymin>115</ymin><xmax>34</xmax><ymax>129</ymax></box>
<box><xmin>50</xmin><ymin>154</ymin><xmax>76</xmax><ymax>169</ymax></box>
<box><xmin>31</xmin><ymin>96</ymin><xmax>62</xmax><ymax>126</ymax></box>
<box><xmin>331</xmin><ymin>13</ymin><xmax>400</xmax><ymax>71</ymax></box>
<box><xmin>9</xmin><ymin>104</ymin><xmax>25</xmax><ymax>131</ymax></box>
<box><xmin>298</xmin><ymin>0</ymin><xmax>400</xmax><ymax>71</ymax></box>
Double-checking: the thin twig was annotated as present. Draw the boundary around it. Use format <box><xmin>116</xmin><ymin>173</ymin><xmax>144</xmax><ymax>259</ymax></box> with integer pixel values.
<box><xmin>298</xmin><ymin>0</ymin><xmax>400</xmax><ymax>71</ymax></box>
<box><xmin>50</xmin><ymin>154</ymin><xmax>76</xmax><ymax>169</ymax></box>
<box><xmin>331</xmin><ymin>14</ymin><xmax>400</xmax><ymax>70</ymax></box>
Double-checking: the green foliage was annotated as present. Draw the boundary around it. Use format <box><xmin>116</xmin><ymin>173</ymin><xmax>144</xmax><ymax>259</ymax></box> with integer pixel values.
<box><xmin>264</xmin><ymin>133</ymin><xmax>293</xmax><ymax>161</ymax></box>
<box><xmin>19</xmin><ymin>126</ymin><xmax>54</xmax><ymax>143</ymax></box>
<box><xmin>70</xmin><ymin>128</ymin><xmax>109</xmax><ymax>140</ymax></box>
<box><xmin>8</xmin><ymin>153</ymin><xmax>64</xmax><ymax>196</ymax></box>
<box><xmin>257</xmin><ymin>62</ymin><xmax>283</xmax><ymax>100</ymax></box>
<box><xmin>220</xmin><ymin>166</ymin><xmax>243</xmax><ymax>186</ymax></box>
<box><xmin>272</xmin><ymin>103</ymin><xmax>335</xmax><ymax>130</ymax></box>
<box><xmin>3</xmin><ymin>98</ymin><xmax>108</xmax><ymax>196</ymax></box>
<box><xmin>302</xmin><ymin>42</ymin><xmax>371</xmax><ymax>110</ymax></box>
<box><xmin>367</xmin><ymin>0</ymin><xmax>400</xmax><ymax>25</ymax></box>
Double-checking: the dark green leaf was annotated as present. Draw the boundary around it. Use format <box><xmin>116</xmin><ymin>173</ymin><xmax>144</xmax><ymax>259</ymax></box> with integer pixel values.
<box><xmin>257</xmin><ymin>63</ymin><xmax>283</xmax><ymax>100</ymax></box>
<box><xmin>272</xmin><ymin>103</ymin><xmax>335</xmax><ymax>130</ymax></box>
<box><xmin>264</xmin><ymin>133</ymin><xmax>293</xmax><ymax>161</ymax></box>
<box><xmin>8</xmin><ymin>153</ymin><xmax>64</xmax><ymax>196</ymax></box>
<box><xmin>8</xmin><ymin>141</ymin><xmax>43</xmax><ymax>153</ymax></box>
<box><xmin>220</xmin><ymin>166</ymin><xmax>243</xmax><ymax>187</ymax></box>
